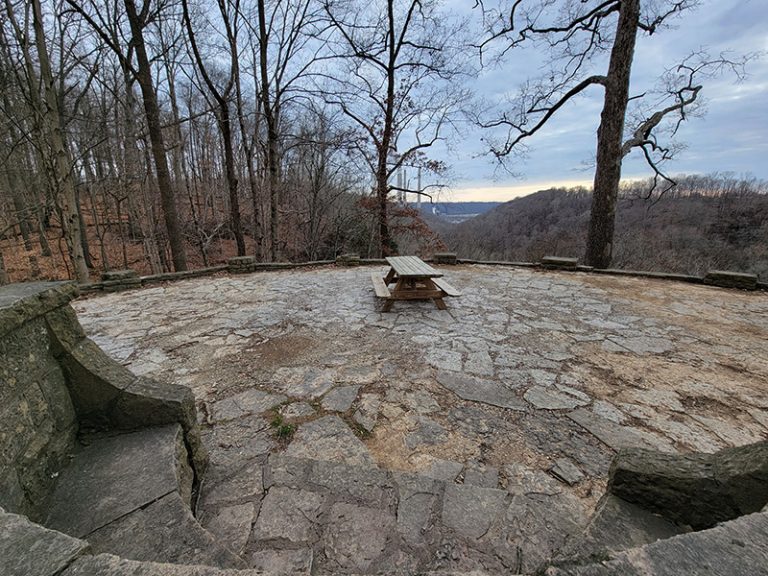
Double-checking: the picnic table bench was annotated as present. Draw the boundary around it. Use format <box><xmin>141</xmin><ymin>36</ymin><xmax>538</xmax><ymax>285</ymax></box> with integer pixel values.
<box><xmin>371</xmin><ymin>255</ymin><xmax>461</xmax><ymax>312</ymax></box>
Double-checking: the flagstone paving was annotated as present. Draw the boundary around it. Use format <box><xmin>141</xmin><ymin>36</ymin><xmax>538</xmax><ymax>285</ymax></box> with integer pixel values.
<box><xmin>73</xmin><ymin>264</ymin><xmax>768</xmax><ymax>573</ymax></box>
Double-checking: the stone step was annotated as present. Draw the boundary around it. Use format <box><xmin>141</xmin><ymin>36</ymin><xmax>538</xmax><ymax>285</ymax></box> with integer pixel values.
<box><xmin>564</xmin><ymin>494</ymin><xmax>687</xmax><ymax>560</ymax></box>
<box><xmin>546</xmin><ymin>510</ymin><xmax>768</xmax><ymax>576</ymax></box>
<box><xmin>42</xmin><ymin>425</ymin><xmax>244</xmax><ymax>569</ymax></box>
<box><xmin>227</xmin><ymin>452</ymin><xmax>589</xmax><ymax>575</ymax></box>
<box><xmin>0</xmin><ymin>506</ymin><xmax>89</xmax><ymax>576</ymax></box>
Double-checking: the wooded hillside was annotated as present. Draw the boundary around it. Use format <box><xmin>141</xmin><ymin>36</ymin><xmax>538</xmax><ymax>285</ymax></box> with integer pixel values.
<box><xmin>442</xmin><ymin>174</ymin><xmax>768</xmax><ymax>278</ymax></box>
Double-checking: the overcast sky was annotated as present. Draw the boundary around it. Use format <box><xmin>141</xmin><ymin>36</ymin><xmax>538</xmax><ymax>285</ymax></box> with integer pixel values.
<box><xmin>428</xmin><ymin>0</ymin><xmax>768</xmax><ymax>202</ymax></box>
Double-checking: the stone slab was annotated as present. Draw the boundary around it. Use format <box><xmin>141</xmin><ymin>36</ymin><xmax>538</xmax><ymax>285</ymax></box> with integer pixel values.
<box><xmin>321</xmin><ymin>502</ymin><xmax>396</xmax><ymax>572</ymax></box>
<box><xmin>574</xmin><ymin>494</ymin><xmax>686</xmax><ymax>558</ymax></box>
<box><xmin>550</xmin><ymin>458</ymin><xmax>585</xmax><ymax>486</ymax></box>
<box><xmin>0</xmin><ymin>508</ymin><xmax>89</xmax><ymax>576</ymax></box>
<box><xmin>285</xmin><ymin>415</ymin><xmax>373</xmax><ymax>466</ymax></box>
<box><xmin>200</xmin><ymin>502</ymin><xmax>255</xmax><ymax>557</ymax></box>
<box><xmin>253</xmin><ymin>486</ymin><xmax>325</xmax><ymax>543</ymax></box>
<box><xmin>405</xmin><ymin>417</ymin><xmax>448</xmax><ymax>450</ymax></box>
<box><xmin>62</xmin><ymin>554</ymin><xmax>267</xmax><ymax>575</ymax></box>
<box><xmin>568</xmin><ymin>409</ymin><xmax>674</xmax><ymax>453</ymax></box>
<box><xmin>441</xmin><ymin>484</ymin><xmax>507</xmax><ymax>540</ymax></box>
<box><xmin>45</xmin><ymin>425</ymin><xmax>188</xmax><ymax>538</ymax></box>
<box><xmin>308</xmin><ymin>459</ymin><xmax>392</xmax><ymax>508</ymax></box>
<box><xmin>85</xmin><ymin>492</ymin><xmax>242</xmax><ymax>568</ymax></box>
<box><xmin>437</xmin><ymin>371</ymin><xmax>527</xmax><ymax>411</ymax></box>
<box><xmin>248</xmin><ymin>548</ymin><xmax>313</xmax><ymax>576</ymax></box>
<box><xmin>321</xmin><ymin>385</ymin><xmax>360</xmax><ymax>412</ymax></box>
<box><xmin>524</xmin><ymin>386</ymin><xmax>590</xmax><ymax>410</ymax></box>
<box><xmin>211</xmin><ymin>389</ymin><xmax>286</xmax><ymax>422</ymax></box>
<box><xmin>279</xmin><ymin>402</ymin><xmax>315</xmax><ymax>420</ymax></box>
<box><xmin>394</xmin><ymin>472</ymin><xmax>439</xmax><ymax>546</ymax></box>
<box><xmin>548</xmin><ymin>510</ymin><xmax>768</xmax><ymax>576</ymax></box>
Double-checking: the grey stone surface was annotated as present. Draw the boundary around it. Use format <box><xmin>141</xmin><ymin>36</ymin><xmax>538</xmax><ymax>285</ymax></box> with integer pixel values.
<box><xmin>0</xmin><ymin>315</ymin><xmax>77</xmax><ymax>516</ymax></box>
<box><xmin>253</xmin><ymin>487</ymin><xmax>325</xmax><ymax>543</ymax></box>
<box><xmin>353</xmin><ymin>393</ymin><xmax>381</xmax><ymax>432</ymax></box>
<box><xmin>85</xmin><ymin>492</ymin><xmax>243</xmax><ymax>568</ymax></box>
<box><xmin>200</xmin><ymin>502</ymin><xmax>255</xmax><ymax>556</ymax></box>
<box><xmin>248</xmin><ymin>549</ymin><xmax>313</xmax><ymax>576</ymax></box>
<box><xmin>501</xmin><ymin>488</ymin><xmax>588</xmax><ymax>573</ymax></box>
<box><xmin>321</xmin><ymin>385</ymin><xmax>360</xmax><ymax>412</ymax></box>
<box><xmin>0</xmin><ymin>508</ymin><xmax>89</xmax><ymax>576</ymax></box>
<box><xmin>285</xmin><ymin>415</ymin><xmax>373</xmax><ymax>466</ymax></box>
<box><xmin>321</xmin><ymin>502</ymin><xmax>396</xmax><ymax>572</ymax></box>
<box><xmin>524</xmin><ymin>386</ymin><xmax>590</xmax><ymax>410</ymax></box>
<box><xmin>405</xmin><ymin>417</ymin><xmax>448</xmax><ymax>450</ymax></box>
<box><xmin>441</xmin><ymin>484</ymin><xmax>507</xmax><ymax>539</ymax></box>
<box><xmin>279</xmin><ymin>401</ymin><xmax>315</xmax><ymax>420</ymax></box>
<box><xmin>550</xmin><ymin>458</ymin><xmax>585</xmax><ymax>486</ymax></box>
<box><xmin>308</xmin><ymin>459</ymin><xmax>392</xmax><ymax>508</ymax></box>
<box><xmin>67</xmin><ymin>266</ymin><xmax>768</xmax><ymax>574</ymax></box>
<box><xmin>394</xmin><ymin>472</ymin><xmax>439</xmax><ymax>546</ymax></box>
<box><xmin>568</xmin><ymin>409</ymin><xmax>674</xmax><ymax>452</ymax></box>
<box><xmin>437</xmin><ymin>371</ymin><xmax>527</xmax><ymax>411</ymax></box>
<box><xmin>0</xmin><ymin>282</ymin><xmax>77</xmax><ymax>337</ymax></box>
<box><xmin>608</xmin><ymin>441</ymin><xmax>768</xmax><ymax>530</ymax></box>
<box><xmin>423</xmin><ymin>458</ymin><xmax>464</xmax><ymax>482</ymax></box>
<box><xmin>211</xmin><ymin>389</ymin><xmax>286</xmax><ymax>421</ymax></box>
<box><xmin>463</xmin><ymin>462</ymin><xmax>500</xmax><ymax>488</ymax></box>
<box><xmin>573</xmin><ymin>494</ymin><xmax>686</xmax><ymax>558</ymax></box>
<box><xmin>62</xmin><ymin>554</ymin><xmax>267</xmax><ymax>575</ymax></box>
<box><xmin>45</xmin><ymin>425</ymin><xmax>188</xmax><ymax>538</ymax></box>
<box><xmin>547</xmin><ymin>510</ymin><xmax>768</xmax><ymax>576</ymax></box>
<box><xmin>273</xmin><ymin>367</ymin><xmax>335</xmax><ymax>399</ymax></box>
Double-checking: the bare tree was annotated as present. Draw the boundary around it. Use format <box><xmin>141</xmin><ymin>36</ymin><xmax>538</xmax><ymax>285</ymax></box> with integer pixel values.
<box><xmin>182</xmin><ymin>0</ymin><xmax>245</xmax><ymax>256</ymax></box>
<box><xmin>66</xmin><ymin>0</ymin><xmax>189</xmax><ymax>271</ymax></box>
<box><xmin>478</xmin><ymin>0</ymin><xmax>751</xmax><ymax>268</ymax></box>
<box><xmin>4</xmin><ymin>0</ymin><xmax>90</xmax><ymax>282</ymax></box>
<box><xmin>322</xmin><ymin>0</ymin><xmax>469</xmax><ymax>257</ymax></box>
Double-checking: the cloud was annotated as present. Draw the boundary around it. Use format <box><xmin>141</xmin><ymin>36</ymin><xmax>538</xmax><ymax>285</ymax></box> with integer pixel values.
<box><xmin>434</xmin><ymin>0</ymin><xmax>768</xmax><ymax>201</ymax></box>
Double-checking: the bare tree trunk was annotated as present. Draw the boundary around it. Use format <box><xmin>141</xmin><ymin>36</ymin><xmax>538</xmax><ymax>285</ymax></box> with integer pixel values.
<box><xmin>235</xmin><ymin>47</ymin><xmax>263</xmax><ymax>260</ymax></box>
<box><xmin>257</xmin><ymin>0</ymin><xmax>280</xmax><ymax>262</ymax></box>
<box><xmin>584</xmin><ymin>0</ymin><xmax>639</xmax><ymax>268</ymax></box>
<box><xmin>31</xmin><ymin>0</ymin><xmax>90</xmax><ymax>283</ymax></box>
<box><xmin>124</xmin><ymin>0</ymin><xmax>187</xmax><ymax>271</ymax></box>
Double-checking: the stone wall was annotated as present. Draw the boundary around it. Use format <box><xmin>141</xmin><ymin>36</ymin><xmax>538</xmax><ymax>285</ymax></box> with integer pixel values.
<box><xmin>0</xmin><ymin>285</ymin><xmax>79</xmax><ymax>518</ymax></box>
<box><xmin>0</xmin><ymin>282</ymin><xmax>207</xmax><ymax>520</ymax></box>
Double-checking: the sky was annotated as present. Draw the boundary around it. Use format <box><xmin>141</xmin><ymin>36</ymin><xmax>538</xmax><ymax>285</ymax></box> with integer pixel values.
<box><xmin>427</xmin><ymin>0</ymin><xmax>768</xmax><ymax>203</ymax></box>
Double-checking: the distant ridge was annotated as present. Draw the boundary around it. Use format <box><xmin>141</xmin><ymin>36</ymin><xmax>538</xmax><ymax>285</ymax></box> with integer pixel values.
<box><xmin>438</xmin><ymin>176</ymin><xmax>768</xmax><ymax>279</ymax></box>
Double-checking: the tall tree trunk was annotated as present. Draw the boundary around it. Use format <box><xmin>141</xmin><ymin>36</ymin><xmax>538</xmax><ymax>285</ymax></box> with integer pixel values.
<box><xmin>257</xmin><ymin>0</ymin><xmax>280</xmax><ymax>262</ymax></box>
<box><xmin>235</xmin><ymin>49</ymin><xmax>263</xmax><ymax>260</ymax></box>
<box><xmin>219</xmin><ymin>105</ymin><xmax>245</xmax><ymax>255</ymax></box>
<box><xmin>124</xmin><ymin>0</ymin><xmax>187</xmax><ymax>271</ymax></box>
<box><xmin>31</xmin><ymin>0</ymin><xmax>90</xmax><ymax>282</ymax></box>
<box><xmin>375</xmin><ymin>0</ymin><xmax>397</xmax><ymax>258</ymax></box>
<box><xmin>0</xmin><ymin>251</ymin><xmax>9</xmax><ymax>284</ymax></box>
<box><xmin>584</xmin><ymin>0</ymin><xmax>640</xmax><ymax>268</ymax></box>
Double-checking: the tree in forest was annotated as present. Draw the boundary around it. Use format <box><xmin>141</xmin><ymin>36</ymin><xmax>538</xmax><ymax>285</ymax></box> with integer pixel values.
<box><xmin>4</xmin><ymin>0</ymin><xmax>90</xmax><ymax>282</ymax></box>
<box><xmin>247</xmin><ymin>0</ymin><xmax>328</xmax><ymax>261</ymax></box>
<box><xmin>66</xmin><ymin>0</ymin><xmax>189</xmax><ymax>272</ymax></box>
<box><xmin>478</xmin><ymin>0</ymin><xmax>751</xmax><ymax>268</ymax></box>
<box><xmin>322</xmin><ymin>0</ymin><xmax>469</xmax><ymax>257</ymax></box>
<box><xmin>182</xmin><ymin>0</ymin><xmax>245</xmax><ymax>256</ymax></box>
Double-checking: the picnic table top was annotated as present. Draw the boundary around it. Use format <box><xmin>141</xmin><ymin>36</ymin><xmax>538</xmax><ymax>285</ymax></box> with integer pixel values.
<box><xmin>386</xmin><ymin>256</ymin><xmax>443</xmax><ymax>278</ymax></box>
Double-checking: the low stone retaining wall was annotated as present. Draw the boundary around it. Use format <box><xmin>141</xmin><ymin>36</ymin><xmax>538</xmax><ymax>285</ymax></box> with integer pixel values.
<box><xmin>0</xmin><ymin>282</ymin><xmax>207</xmax><ymax>519</ymax></box>
<box><xmin>75</xmin><ymin>255</ymin><xmax>765</xmax><ymax>294</ymax></box>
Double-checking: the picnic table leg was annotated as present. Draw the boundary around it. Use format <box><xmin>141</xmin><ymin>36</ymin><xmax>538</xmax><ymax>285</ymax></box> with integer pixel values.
<box><xmin>382</xmin><ymin>299</ymin><xmax>394</xmax><ymax>312</ymax></box>
<box><xmin>424</xmin><ymin>279</ymin><xmax>448</xmax><ymax>310</ymax></box>
<box><xmin>384</xmin><ymin>268</ymin><xmax>396</xmax><ymax>284</ymax></box>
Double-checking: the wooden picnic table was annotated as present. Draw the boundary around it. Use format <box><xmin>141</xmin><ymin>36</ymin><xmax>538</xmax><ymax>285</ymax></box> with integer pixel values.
<box><xmin>371</xmin><ymin>255</ymin><xmax>461</xmax><ymax>312</ymax></box>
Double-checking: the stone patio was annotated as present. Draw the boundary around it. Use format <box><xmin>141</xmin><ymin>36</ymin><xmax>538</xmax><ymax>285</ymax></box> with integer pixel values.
<box><xmin>72</xmin><ymin>264</ymin><xmax>768</xmax><ymax>574</ymax></box>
